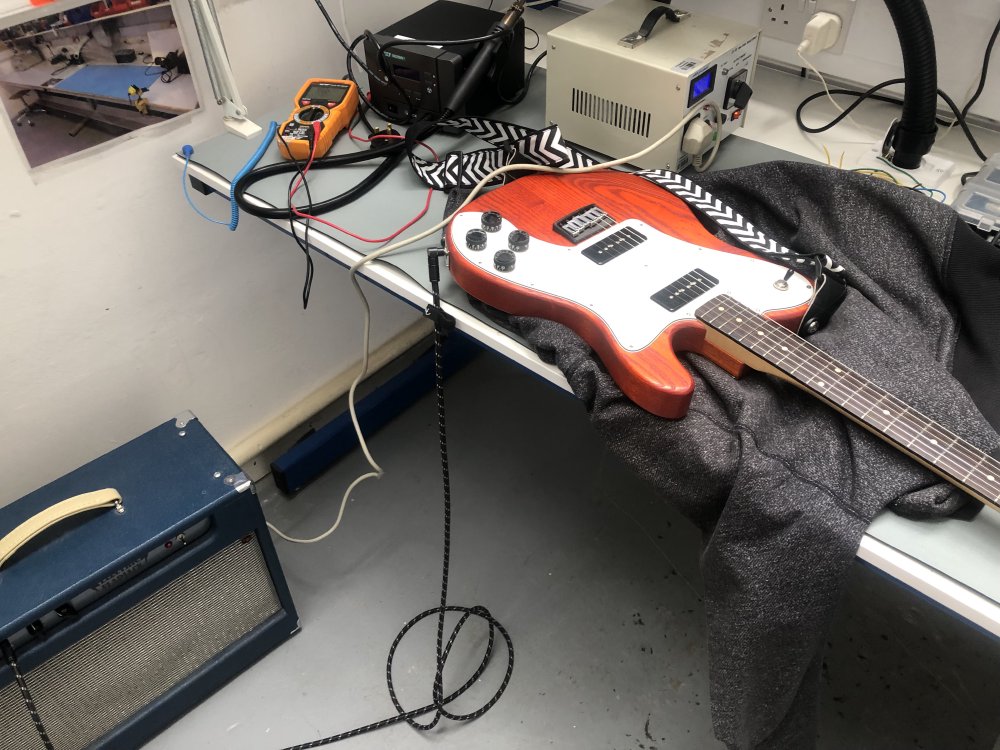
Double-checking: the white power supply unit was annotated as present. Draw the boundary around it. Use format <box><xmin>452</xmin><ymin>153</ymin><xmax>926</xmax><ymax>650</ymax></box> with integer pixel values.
<box><xmin>545</xmin><ymin>0</ymin><xmax>761</xmax><ymax>170</ymax></box>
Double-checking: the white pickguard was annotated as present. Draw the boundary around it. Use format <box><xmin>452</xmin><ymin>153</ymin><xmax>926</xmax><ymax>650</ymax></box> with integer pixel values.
<box><xmin>451</xmin><ymin>212</ymin><xmax>816</xmax><ymax>352</ymax></box>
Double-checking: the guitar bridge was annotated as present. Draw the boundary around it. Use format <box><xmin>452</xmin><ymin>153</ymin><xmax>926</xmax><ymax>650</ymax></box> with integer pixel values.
<box><xmin>553</xmin><ymin>204</ymin><xmax>613</xmax><ymax>244</ymax></box>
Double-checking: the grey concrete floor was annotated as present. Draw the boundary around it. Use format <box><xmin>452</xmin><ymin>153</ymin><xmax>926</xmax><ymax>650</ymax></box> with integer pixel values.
<box><xmin>149</xmin><ymin>350</ymin><xmax>1000</xmax><ymax>750</ymax></box>
<box><xmin>10</xmin><ymin>110</ymin><xmax>124</xmax><ymax>168</ymax></box>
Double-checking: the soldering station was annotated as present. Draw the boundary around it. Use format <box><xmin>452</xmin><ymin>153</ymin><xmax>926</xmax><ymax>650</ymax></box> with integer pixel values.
<box><xmin>364</xmin><ymin>1</ymin><xmax>526</xmax><ymax>122</ymax></box>
<box><xmin>4</xmin><ymin>0</ymin><xmax>1000</xmax><ymax>749</ymax></box>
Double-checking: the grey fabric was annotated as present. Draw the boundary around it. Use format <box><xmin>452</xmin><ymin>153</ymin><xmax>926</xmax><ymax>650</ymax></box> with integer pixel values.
<box><xmin>506</xmin><ymin>162</ymin><xmax>1000</xmax><ymax>749</ymax></box>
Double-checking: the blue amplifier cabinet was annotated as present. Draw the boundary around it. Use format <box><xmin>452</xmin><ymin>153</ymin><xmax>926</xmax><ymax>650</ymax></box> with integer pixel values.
<box><xmin>0</xmin><ymin>412</ymin><xmax>299</xmax><ymax>750</ymax></box>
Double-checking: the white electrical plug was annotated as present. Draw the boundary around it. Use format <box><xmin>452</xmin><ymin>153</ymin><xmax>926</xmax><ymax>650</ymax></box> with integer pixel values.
<box><xmin>682</xmin><ymin>118</ymin><xmax>715</xmax><ymax>156</ymax></box>
<box><xmin>797</xmin><ymin>11</ymin><xmax>843</xmax><ymax>55</ymax></box>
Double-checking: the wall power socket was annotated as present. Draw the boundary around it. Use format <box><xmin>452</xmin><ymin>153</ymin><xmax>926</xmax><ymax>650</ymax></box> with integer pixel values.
<box><xmin>760</xmin><ymin>0</ymin><xmax>856</xmax><ymax>54</ymax></box>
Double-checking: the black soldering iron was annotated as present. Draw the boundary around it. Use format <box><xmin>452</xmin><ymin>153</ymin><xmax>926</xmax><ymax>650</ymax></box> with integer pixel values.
<box><xmin>439</xmin><ymin>0</ymin><xmax>525</xmax><ymax>120</ymax></box>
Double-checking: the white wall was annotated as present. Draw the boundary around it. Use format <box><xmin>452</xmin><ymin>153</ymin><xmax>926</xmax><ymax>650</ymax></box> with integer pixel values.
<box><xmin>566</xmin><ymin>0</ymin><xmax>1000</xmax><ymax>122</ymax></box>
<box><xmin>0</xmin><ymin>0</ymin><xmax>434</xmax><ymax>506</ymax></box>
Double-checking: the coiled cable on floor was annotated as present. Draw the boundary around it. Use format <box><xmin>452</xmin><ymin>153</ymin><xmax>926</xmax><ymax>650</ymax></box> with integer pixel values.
<box><xmin>278</xmin><ymin>249</ymin><xmax>513</xmax><ymax>750</ymax></box>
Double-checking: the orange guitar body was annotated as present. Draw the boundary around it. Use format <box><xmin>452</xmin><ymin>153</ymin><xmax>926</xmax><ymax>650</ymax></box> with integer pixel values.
<box><xmin>445</xmin><ymin>171</ymin><xmax>815</xmax><ymax>419</ymax></box>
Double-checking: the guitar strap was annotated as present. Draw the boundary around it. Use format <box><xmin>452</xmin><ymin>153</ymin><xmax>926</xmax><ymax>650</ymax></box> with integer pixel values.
<box><xmin>412</xmin><ymin>115</ymin><xmax>847</xmax><ymax>332</ymax></box>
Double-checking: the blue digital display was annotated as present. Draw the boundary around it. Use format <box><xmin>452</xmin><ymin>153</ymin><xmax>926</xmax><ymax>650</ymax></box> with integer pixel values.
<box><xmin>688</xmin><ymin>66</ymin><xmax>717</xmax><ymax>107</ymax></box>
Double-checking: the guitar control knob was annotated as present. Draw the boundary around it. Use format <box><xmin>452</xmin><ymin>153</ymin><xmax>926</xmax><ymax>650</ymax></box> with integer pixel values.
<box><xmin>493</xmin><ymin>249</ymin><xmax>516</xmax><ymax>273</ymax></box>
<box><xmin>465</xmin><ymin>228</ymin><xmax>488</xmax><ymax>252</ymax></box>
<box><xmin>481</xmin><ymin>211</ymin><xmax>502</xmax><ymax>233</ymax></box>
<box><xmin>508</xmin><ymin>229</ymin><xmax>529</xmax><ymax>252</ymax></box>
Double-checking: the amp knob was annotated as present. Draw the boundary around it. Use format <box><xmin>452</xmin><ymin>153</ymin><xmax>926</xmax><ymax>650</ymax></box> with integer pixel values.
<box><xmin>481</xmin><ymin>210</ymin><xmax>503</xmax><ymax>232</ymax></box>
<box><xmin>465</xmin><ymin>228</ymin><xmax>488</xmax><ymax>252</ymax></box>
<box><xmin>494</xmin><ymin>249</ymin><xmax>516</xmax><ymax>273</ymax></box>
<box><xmin>508</xmin><ymin>229</ymin><xmax>529</xmax><ymax>252</ymax></box>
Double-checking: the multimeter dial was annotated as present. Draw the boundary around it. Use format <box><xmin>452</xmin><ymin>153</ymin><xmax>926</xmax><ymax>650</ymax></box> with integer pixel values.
<box><xmin>294</xmin><ymin>106</ymin><xmax>329</xmax><ymax>125</ymax></box>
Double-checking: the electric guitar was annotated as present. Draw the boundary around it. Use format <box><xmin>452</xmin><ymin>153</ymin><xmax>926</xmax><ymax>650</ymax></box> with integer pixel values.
<box><xmin>445</xmin><ymin>171</ymin><xmax>1000</xmax><ymax>513</ymax></box>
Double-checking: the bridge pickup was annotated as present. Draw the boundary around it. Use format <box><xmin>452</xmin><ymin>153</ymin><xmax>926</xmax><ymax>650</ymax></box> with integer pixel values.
<box><xmin>582</xmin><ymin>227</ymin><xmax>647</xmax><ymax>265</ymax></box>
<box><xmin>651</xmin><ymin>269</ymin><xmax>720</xmax><ymax>312</ymax></box>
<box><xmin>554</xmin><ymin>204</ymin><xmax>613</xmax><ymax>244</ymax></box>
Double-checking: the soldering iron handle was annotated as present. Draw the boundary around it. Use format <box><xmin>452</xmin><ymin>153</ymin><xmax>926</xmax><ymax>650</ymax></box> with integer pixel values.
<box><xmin>441</xmin><ymin>1</ymin><xmax>524</xmax><ymax>120</ymax></box>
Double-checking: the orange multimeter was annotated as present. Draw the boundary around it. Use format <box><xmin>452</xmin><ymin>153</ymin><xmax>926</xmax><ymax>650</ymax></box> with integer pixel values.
<box><xmin>277</xmin><ymin>78</ymin><xmax>360</xmax><ymax>161</ymax></box>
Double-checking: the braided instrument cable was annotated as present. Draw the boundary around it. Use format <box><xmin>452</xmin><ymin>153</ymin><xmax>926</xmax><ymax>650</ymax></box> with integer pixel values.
<box><xmin>280</xmin><ymin>248</ymin><xmax>513</xmax><ymax>749</ymax></box>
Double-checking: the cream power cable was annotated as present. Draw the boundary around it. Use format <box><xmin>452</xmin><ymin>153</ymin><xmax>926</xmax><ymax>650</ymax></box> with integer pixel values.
<box><xmin>266</xmin><ymin>108</ymin><xmax>703</xmax><ymax>544</ymax></box>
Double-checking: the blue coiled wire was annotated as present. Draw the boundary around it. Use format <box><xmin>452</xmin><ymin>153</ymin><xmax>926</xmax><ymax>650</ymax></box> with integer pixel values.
<box><xmin>181</xmin><ymin>120</ymin><xmax>279</xmax><ymax>231</ymax></box>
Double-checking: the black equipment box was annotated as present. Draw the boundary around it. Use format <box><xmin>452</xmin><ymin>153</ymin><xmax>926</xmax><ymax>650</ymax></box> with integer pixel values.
<box><xmin>0</xmin><ymin>412</ymin><xmax>298</xmax><ymax>750</ymax></box>
<box><xmin>364</xmin><ymin>0</ymin><xmax>525</xmax><ymax>122</ymax></box>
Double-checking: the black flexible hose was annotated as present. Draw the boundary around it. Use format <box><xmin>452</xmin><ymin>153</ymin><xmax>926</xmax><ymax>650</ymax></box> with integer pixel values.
<box><xmin>881</xmin><ymin>0</ymin><xmax>938</xmax><ymax>168</ymax></box>
<box><xmin>233</xmin><ymin>106</ymin><xmax>445</xmax><ymax>220</ymax></box>
<box><xmin>233</xmin><ymin>144</ymin><xmax>409</xmax><ymax>220</ymax></box>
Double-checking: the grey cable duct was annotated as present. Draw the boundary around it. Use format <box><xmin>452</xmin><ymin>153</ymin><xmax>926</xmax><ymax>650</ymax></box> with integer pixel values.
<box><xmin>881</xmin><ymin>0</ymin><xmax>938</xmax><ymax>168</ymax></box>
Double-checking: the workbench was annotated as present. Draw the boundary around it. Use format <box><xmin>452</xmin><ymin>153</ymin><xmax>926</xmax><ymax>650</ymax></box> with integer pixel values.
<box><xmin>2</xmin><ymin>60</ymin><xmax>197</xmax><ymax>129</ymax></box>
<box><xmin>175</xmin><ymin>60</ymin><xmax>1000</xmax><ymax>638</ymax></box>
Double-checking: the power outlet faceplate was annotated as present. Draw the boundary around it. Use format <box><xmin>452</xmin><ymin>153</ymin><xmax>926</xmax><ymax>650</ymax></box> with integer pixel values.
<box><xmin>760</xmin><ymin>0</ymin><xmax>856</xmax><ymax>54</ymax></box>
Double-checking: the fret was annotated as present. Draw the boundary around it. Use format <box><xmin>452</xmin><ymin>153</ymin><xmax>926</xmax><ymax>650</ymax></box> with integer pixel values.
<box><xmin>959</xmin><ymin>453</ymin><xmax>988</xmax><ymax>486</ymax></box>
<box><xmin>879</xmin><ymin>405</ymin><xmax>929</xmax><ymax>449</ymax></box>
<box><xmin>779</xmin><ymin>346</ymin><xmax>856</xmax><ymax>402</ymax></box>
<box><xmin>862</xmin><ymin>398</ymin><xmax>911</xmax><ymax>436</ymax></box>
<box><xmin>694</xmin><ymin>295</ymin><xmax>1000</xmax><ymax>509</ymax></box>
<box><xmin>842</xmin><ymin>382</ymin><xmax>889</xmax><ymax>420</ymax></box>
<box><xmin>965</xmin><ymin>457</ymin><xmax>1000</xmax><ymax>496</ymax></box>
<box><xmin>914</xmin><ymin>422</ymin><xmax>959</xmax><ymax>463</ymax></box>
<box><xmin>946</xmin><ymin>435</ymin><xmax>996</xmax><ymax>469</ymax></box>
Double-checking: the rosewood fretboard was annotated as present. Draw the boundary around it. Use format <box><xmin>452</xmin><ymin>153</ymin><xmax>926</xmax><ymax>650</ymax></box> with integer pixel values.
<box><xmin>696</xmin><ymin>294</ymin><xmax>1000</xmax><ymax>512</ymax></box>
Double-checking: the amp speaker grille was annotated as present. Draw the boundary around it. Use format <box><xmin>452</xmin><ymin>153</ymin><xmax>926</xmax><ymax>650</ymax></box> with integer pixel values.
<box><xmin>0</xmin><ymin>535</ymin><xmax>281</xmax><ymax>750</ymax></box>
<box><xmin>570</xmin><ymin>87</ymin><xmax>651</xmax><ymax>137</ymax></box>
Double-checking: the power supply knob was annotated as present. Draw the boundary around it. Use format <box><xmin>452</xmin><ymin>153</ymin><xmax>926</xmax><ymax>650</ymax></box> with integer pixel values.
<box><xmin>493</xmin><ymin>249</ymin><xmax>516</xmax><ymax>273</ymax></box>
<box><xmin>508</xmin><ymin>229</ymin><xmax>529</xmax><ymax>252</ymax></box>
<box><xmin>465</xmin><ymin>228</ymin><xmax>488</xmax><ymax>252</ymax></box>
<box><xmin>481</xmin><ymin>210</ymin><xmax>503</xmax><ymax>233</ymax></box>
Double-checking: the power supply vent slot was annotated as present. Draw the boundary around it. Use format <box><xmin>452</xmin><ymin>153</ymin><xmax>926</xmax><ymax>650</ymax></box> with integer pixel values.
<box><xmin>570</xmin><ymin>88</ymin><xmax>651</xmax><ymax>137</ymax></box>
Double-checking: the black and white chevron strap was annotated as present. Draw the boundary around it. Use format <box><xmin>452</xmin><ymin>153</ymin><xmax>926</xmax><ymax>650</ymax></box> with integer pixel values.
<box><xmin>410</xmin><ymin>118</ymin><xmax>597</xmax><ymax>189</ymax></box>
<box><xmin>411</xmin><ymin>148</ymin><xmax>510</xmax><ymax>190</ymax></box>
<box><xmin>405</xmin><ymin>116</ymin><xmax>841</xmax><ymax>275</ymax></box>
<box><xmin>439</xmin><ymin>116</ymin><xmax>536</xmax><ymax>146</ymax></box>
<box><xmin>635</xmin><ymin>169</ymin><xmax>843</xmax><ymax>273</ymax></box>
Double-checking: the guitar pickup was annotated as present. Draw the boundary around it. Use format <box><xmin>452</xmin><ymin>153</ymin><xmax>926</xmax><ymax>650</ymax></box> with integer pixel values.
<box><xmin>651</xmin><ymin>269</ymin><xmax>720</xmax><ymax>312</ymax></box>
<box><xmin>554</xmin><ymin>204</ymin><xmax>613</xmax><ymax>244</ymax></box>
<box><xmin>582</xmin><ymin>226</ymin><xmax>647</xmax><ymax>265</ymax></box>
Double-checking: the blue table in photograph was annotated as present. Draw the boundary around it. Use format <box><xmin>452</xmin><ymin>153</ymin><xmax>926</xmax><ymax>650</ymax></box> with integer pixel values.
<box><xmin>0</xmin><ymin>61</ymin><xmax>198</xmax><ymax>136</ymax></box>
<box><xmin>53</xmin><ymin>63</ymin><xmax>164</xmax><ymax>102</ymax></box>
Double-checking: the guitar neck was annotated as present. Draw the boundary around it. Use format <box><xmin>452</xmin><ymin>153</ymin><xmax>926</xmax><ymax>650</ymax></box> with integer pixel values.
<box><xmin>695</xmin><ymin>295</ymin><xmax>1000</xmax><ymax>513</ymax></box>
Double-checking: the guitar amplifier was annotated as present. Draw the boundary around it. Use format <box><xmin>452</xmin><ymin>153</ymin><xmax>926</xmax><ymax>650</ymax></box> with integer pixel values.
<box><xmin>0</xmin><ymin>412</ymin><xmax>299</xmax><ymax>750</ymax></box>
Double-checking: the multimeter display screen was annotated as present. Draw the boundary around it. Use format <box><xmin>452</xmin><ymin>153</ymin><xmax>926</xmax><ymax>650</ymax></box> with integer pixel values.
<box><xmin>687</xmin><ymin>66</ymin><xmax>717</xmax><ymax>107</ymax></box>
<box><xmin>301</xmin><ymin>82</ymin><xmax>349</xmax><ymax>106</ymax></box>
